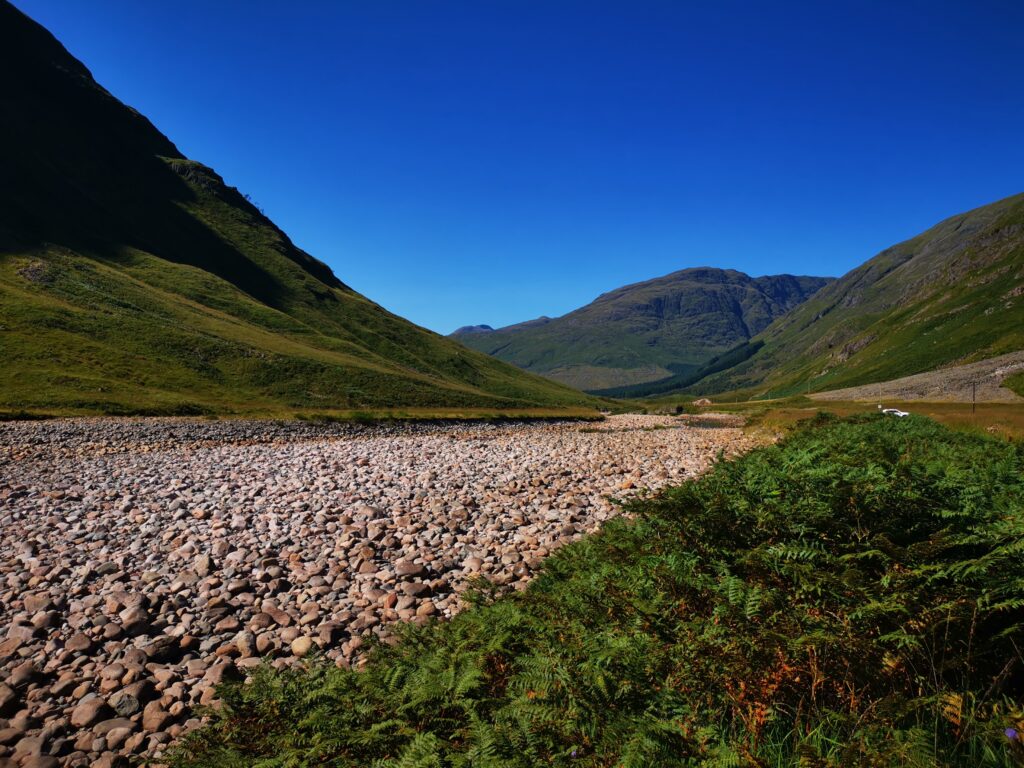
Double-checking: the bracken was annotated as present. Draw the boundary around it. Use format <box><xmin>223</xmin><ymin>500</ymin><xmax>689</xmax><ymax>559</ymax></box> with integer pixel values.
<box><xmin>170</xmin><ymin>413</ymin><xmax>1024</xmax><ymax>767</ymax></box>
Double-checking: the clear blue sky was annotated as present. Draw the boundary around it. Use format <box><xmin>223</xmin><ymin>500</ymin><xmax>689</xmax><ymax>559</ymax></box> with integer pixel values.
<box><xmin>15</xmin><ymin>1</ymin><xmax>1024</xmax><ymax>334</ymax></box>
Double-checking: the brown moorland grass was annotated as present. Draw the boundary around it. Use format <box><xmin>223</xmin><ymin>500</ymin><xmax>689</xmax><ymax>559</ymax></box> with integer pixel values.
<box><xmin>701</xmin><ymin>398</ymin><xmax>1024</xmax><ymax>441</ymax></box>
<box><xmin>0</xmin><ymin>405</ymin><xmax>608</xmax><ymax>423</ymax></box>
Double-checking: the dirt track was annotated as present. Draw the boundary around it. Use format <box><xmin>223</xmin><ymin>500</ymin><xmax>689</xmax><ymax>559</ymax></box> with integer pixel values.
<box><xmin>811</xmin><ymin>351</ymin><xmax>1024</xmax><ymax>403</ymax></box>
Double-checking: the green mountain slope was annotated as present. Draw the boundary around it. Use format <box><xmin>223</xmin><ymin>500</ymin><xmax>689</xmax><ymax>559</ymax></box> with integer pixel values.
<box><xmin>451</xmin><ymin>268</ymin><xmax>830</xmax><ymax>390</ymax></box>
<box><xmin>0</xmin><ymin>2</ymin><xmax>598</xmax><ymax>416</ymax></box>
<box><xmin>692</xmin><ymin>193</ymin><xmax>1024</xmax><ymax>398</ymax></box>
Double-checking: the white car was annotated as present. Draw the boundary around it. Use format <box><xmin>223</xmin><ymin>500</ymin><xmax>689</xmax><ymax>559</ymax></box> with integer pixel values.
<box><xmin>881</xmin><ymin>408</ymin><xmax>910</xmax><ymax>418</ymax></box>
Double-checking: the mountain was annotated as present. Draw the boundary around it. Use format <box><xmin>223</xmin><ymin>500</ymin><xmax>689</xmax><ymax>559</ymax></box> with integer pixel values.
<box><xmin>690</xmin><ymin>192</ymin><xmax>1024</xmax><ymax>398</ymax></box>
<box><xmin>0</xmin><ymin>2</ymin><xmax>598</xmax><ymax>416</ymax></box>
<box><xmin>451</xmin><ymin>269</ymin><xmax>831</xmax><ymax>391</ymax></box>
<box><xmin>451</xmin><ymin>324</ymin><xmax>496</xmax><ymax>335</ymax></box>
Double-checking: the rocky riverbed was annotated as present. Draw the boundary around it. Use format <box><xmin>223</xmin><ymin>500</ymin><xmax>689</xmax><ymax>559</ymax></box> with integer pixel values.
<box><xmin>0</xmin><ymin>414</ymin><xmax>755</xmax><ymax>767</ymax></box>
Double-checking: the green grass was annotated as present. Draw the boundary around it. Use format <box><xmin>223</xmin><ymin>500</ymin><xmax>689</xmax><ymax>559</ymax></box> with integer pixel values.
<box><xmin>0</xmin><ymin>234</ymin><xmax>602</xmax><ymax>416</ymax></box>
<box><xmin>1006</xmin><ymin>372</ymin><xmax>1024</xmax><ymax>398</ymax></box>
<box><xmin>591</xmin><ymin>340</ymin><xmax>765</xmax><ymax>398</ymax></box>
<box><xmin>0</xmin><ymin>248</ymin><xmax>558</xmax><ymax>415</ymax></box>
<box><xmin>170</xmin><ymin>415</ymin><xmax>1024</xmax><ymax>767</ymax></box>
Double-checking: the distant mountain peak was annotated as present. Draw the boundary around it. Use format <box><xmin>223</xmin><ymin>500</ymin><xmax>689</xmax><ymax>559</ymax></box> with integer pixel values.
<box><xmin>450</xmin><ymin>266</ymin><xmax>831</xmax><ymax>391</ymax></box>
<box><xmin>452</xmin><ymin>324</ymin><xmax>495</xmax><ymax>335</ymax></box>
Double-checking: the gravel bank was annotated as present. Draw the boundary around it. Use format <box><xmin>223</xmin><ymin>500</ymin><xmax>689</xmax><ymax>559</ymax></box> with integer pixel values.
<box><xmin>0</xmin><ymin>415</ymin><xmax>755</xmax><ymax>767</ymax></box>
<box><xmin>811</xmin><ymin>350</ymin><xmax>1024</xmax><ymax>403</ymax></box>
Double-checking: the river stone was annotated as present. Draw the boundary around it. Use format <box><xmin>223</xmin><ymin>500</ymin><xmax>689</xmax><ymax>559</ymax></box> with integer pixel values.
<box><xmin>70</xmin><ymin>698</ymin><xmax>112</xmax><ymax>728</ymax></box>
<box><xmin>0</xmin><ymin>414</ymin><xmax>755</xmax><ymax>763</ymax></box>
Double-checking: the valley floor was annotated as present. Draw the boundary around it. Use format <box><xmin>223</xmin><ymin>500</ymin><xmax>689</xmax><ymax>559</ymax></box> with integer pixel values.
<box><xmin>0</xmin><ymin>415</ymin><xmax>756</xmax><ymax>767</ymax></box>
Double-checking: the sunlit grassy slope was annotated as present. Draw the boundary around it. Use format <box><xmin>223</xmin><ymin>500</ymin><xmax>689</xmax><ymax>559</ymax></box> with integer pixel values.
<box><xmin>0</xmin><ymin>2</ymin><xmax>599</xmax><ymax>416</ymax></box>
<box><xmin>693</xmin><ymin>193</ymin><xmax>1024</xmax><ymax>398</ymax></box>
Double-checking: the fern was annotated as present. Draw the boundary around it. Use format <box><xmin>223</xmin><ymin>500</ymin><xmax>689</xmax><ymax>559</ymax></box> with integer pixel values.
<box><xmin>169</xmin><ymin>415</ymin><xmax>1024</xmax><ymax>768</ymax></box>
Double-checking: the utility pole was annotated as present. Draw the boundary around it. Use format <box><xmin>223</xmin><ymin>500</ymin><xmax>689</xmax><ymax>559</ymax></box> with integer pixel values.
<box><xmin>972</xmin><ymin>381</ymin><xmax>976</xmax><ymax>415</ymax></box>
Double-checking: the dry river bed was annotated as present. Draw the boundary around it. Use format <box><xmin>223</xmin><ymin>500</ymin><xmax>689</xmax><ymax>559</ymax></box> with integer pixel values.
<box><xmin>0</xmin><ymin>414</ymin><xmax>756</xmax><ymax>767</ymax></box>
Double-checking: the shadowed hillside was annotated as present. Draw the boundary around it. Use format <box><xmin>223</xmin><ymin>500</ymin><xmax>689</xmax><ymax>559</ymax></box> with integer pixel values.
<box><xmin>0</xmin><ymin>1</ymin><xmax>599</xmax><ymax>416</ymax></box>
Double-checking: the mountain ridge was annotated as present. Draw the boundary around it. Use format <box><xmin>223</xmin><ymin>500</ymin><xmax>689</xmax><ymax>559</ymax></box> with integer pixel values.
<box><xmin>452</xmin><ymin>268</ymin><xmax>831</xmax><ymax>390</ymax></box>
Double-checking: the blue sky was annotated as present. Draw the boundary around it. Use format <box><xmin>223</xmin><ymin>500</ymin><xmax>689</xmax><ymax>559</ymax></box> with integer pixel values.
<box><xmin>15</xmin><ymin>1</ymin><xmax>1024</xmax><ymax>334</ymax></box>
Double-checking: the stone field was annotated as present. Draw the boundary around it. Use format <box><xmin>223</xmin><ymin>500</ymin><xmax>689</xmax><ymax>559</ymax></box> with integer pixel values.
<box><xmin>0</xmin><ymin>414</ymin><xmax>755</xmax><ymax>767</ymax></box>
